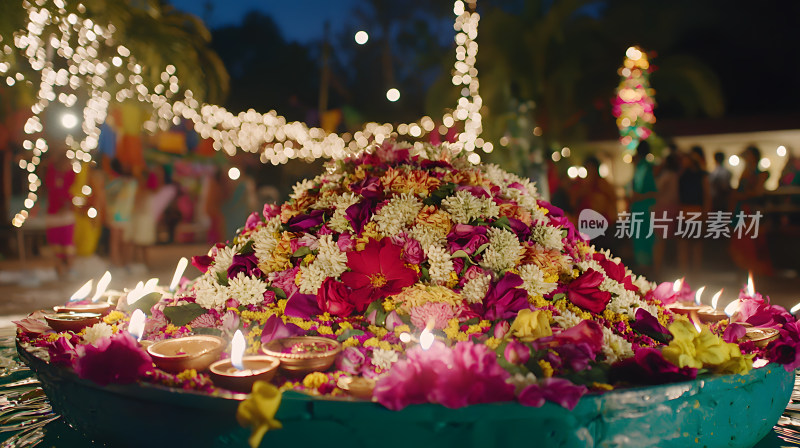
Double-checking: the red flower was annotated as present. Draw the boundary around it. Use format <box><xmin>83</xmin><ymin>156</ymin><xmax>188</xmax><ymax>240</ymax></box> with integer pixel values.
<box><xmin>317</xmin><ymin>278</ymin><xmax>355</xmax><ymax>317</ymax></box>
<box><xmin>341</xmin><ymin>238</ymin><xmax>418</xmax><ymax>311</ymax></box>
<box><xmin>566</xmin><ymin>269</ymin><xmax>611</xmax><ymax>314</ymax></box>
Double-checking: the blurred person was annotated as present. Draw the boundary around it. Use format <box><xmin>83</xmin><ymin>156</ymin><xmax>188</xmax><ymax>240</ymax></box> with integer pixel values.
<box><xmin>709</xmin><ymin>151</ymin><xmax>732</xmax><ymax>212</ymax></box>
<box><xmin>652</xmin><ymin>152</ymin><xmax>682</xmax><ymax>276</ymax></box>
<box><xmin>628</xmin><ymin>140</ymin><xmax>658</xmax><ymax>272</ymax></box>
<box><xmin>677</xmin><ymin>146</ymin><xmax>710</xmax><ymax>273</ymax></box>
<box><xmin>131</xmin><ymin>169</ymin><xmax>160</xmax><ymax>267</ymax></box>
<box><xmin>43</xmin><ymin>146</ymin><xmax>76</xmax><ymax>277</ymax></box>
<box><xmin>730</xmin><ymin>145</ymin><xmax>772</xmax><ymax>275</ymax></box>
<box><xmin>204</xmin><ymin>167</ymin><xmax>226</xmax><ymax>244</ymax></box>
<box><xmin>105</xmin><ymin>158</ymin><xmax>138</xmax><ymax>268</ymax></box>
<box><xmin>220</xmin><ymin>165</ymin><xmax>257</xmax><ymax>240</ymax></box>
<box><xmin>72</xmin><ymin>162</ymin><xmax>106</xmax><ymax>257</ymax></box>
<box><xmin>571</xmin><ymin>155</ymin><xmax>616</xmax><ymax>250</ymax></box>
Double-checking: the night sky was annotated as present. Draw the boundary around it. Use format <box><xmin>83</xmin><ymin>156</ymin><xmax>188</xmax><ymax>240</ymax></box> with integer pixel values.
<box><xmin>169</xmin><ymin>0</ymin><xmax>360</xmax><ymax>42</ymax></box>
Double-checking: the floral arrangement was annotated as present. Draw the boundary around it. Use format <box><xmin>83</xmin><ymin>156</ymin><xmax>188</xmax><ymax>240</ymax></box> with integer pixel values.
<box><xmin>15</xmin><ymin>141</ymin><xmax>800</xmax><ymax>416</ymax></box>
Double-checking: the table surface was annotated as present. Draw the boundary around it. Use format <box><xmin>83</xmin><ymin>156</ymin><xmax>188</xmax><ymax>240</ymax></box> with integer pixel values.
<box><xmin>0</xmin><ymin>326</ymin><xmax>797</xmax><ymax>448</ymax></box>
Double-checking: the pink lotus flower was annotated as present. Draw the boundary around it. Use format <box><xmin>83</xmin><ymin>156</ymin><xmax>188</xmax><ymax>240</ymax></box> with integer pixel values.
<box><xmin>518</xmin><ymin>377</ymin><xmax>587</xmax><ymax>410</ymax></box>
<box><xmin>73</xmin><ymin>333</ymin><xmax>153</xmax><ymax>386</ymax></box>
<box><xmin>409</xmin><ymin>302</ymin><xmax>454</xmax><ymax>330</ymax></box>
<box><xmin>341</xmin><ymin>239</ymin><xmax>418</xmax><ymax>310</ymax></box>
<box><xmin>565</xmin><ymin>269</ymin><xmax>611</xmax><ymax>314</ymax></box>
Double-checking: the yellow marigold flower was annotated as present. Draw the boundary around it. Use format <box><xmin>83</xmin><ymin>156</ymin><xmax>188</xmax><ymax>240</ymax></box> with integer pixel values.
<box><xmin>302</xmin><ymin>372</ymin><xmax>329</xmax><ymax>390</ymax></box>
<box><xmin>591</xmin><ymin>382</ymin><xmax>614</xmax><ymax>391</ymax></box>
<box><xmin>544</xmin><ymin>273</ymin><xmax>559</xmax><ymax>284</ymax></box>
<box><xmin>478</xmin><ymin>320</ymin><xmax>492</xmax><ymax>328</ymax></box>
<box><xmin>287</xmin><ymin>317</ymin><xmax>313</xmax><ymax>331</ymax></box>
<box><xmin>103</xmin><ymin>311</ymin><xmax>125</xmax><ymax>325</ymax></box>
<box><xmin>446</xmin><ymin>272</ymin><xmax>459</xmax><ymax>289</ymax></box>
<box><xmin>368</xmin><ymin>325</ymin><xmax>388</xmax><ymax>338</ymax></box>
<box><xmin>455</xmin><ymin>332</ymin><xmax>469</xmax><ymax>342</ymax></box>
<box><xmin>382</xmin><ymin>299</ymin><xmax>396</xmax><ymax>312</ymax></box>
<box><xmin>317</xmin><ymin>326</ymin><xmax>333</xmax><ymax>335</ymax></box>
<box><xmin>602</xmin><ymin>309</ymin><xmax>617</xmax><ymax>322</ymax></box>
<box><xmin>393</xmin><ymin>283</ymin><xmax>462</xmax><ymax>312</ymax></box>
<box><xmin>509</xmin><ymin>309</ymin><xmax>552</xmax><ymax>341</ymax></box>
<box><xmin>165</xmin><ymin>324</ymin><xmax>179</xmax><ymax>335</ymax></box>
<box><xmin>342</xmin><ymin>337</ymin><xmax>359</xmax><ymax>348</ymax></box>
<box><xmin>554</xmin><ymin>299</ymin><xmax>567</xmax><ymax>311</ymax></box>
<box><xmin>538</xmin><ymin>360</ymin><xmax>554</xmax><ymax>378</ymax></box>
<box><xmin>378</xmin><ymin>341</ymin><xmax>392</xmax><ymax>350</ymax></box>
<box><xmin>276</xmin><ymin>299</ymin><xmax>288</xmax><ymax>314</ymax></box>
<box><xmin>338</xmin><ymin>321</ymin><xmax>353</xmax><ymax>331</ymax></box>
<box><xmin>363</xmin><ymin>337</ymin><xmax>379</xmax><ymax>348</ymax></box>
<box><xmin>394</xmin><ymin>324</ymin><xmax>411</xmax><ymax>337</ymax></box>
<box><xmin>466</xmin><ymin>324</ymin><xmax>485</xmax><ymax>335</ymax></box>
<box><xmin>111</xmin><ymin>324</ymin><xmax>119</xmax><ymax>334</ymax></box>
<box><xmin>484</xmin><ymin>337</ymin><xmax>501</xmax><ymax>349</ymax></box>
<box><xmin>46</xmin><ymin>333</ymin><xmax>66</xmax><ymax>342</ymax></box>
<box><xmin>176</xmin><ymin>369</ymin><xmax>198</xmax><ymax>382</ymax></box>
<box><xmin>444</xmin><ymin>319</ymin><xmax>460</xmax><ymax>340</ymax></box>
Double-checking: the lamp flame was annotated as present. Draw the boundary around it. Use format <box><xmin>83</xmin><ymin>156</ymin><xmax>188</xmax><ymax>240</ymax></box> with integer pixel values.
<box><xmin>746</xmin><ymin>272</ymin><xmax>755</xmax><ymax>297</ymax></box>
<box><xmin>126</xmin><ymin>281</ymin><xmax>145</xmax><ymax>305</ymax></box>
<box><xmin>70</xmin><ymin>280</ymin><xmax>93</xmax><ymax>302</ymax></box>
<box><xmin>419</xmin><ymin>318</ymin><xmax>435</xmax><ymax>350</ymax></box>
<box><xmin>672</xmin><ymin>278</ymin><xmax>684</xmax><ymax>293</ymax></box>
<box><xmin>399</xmin><ymin>332</ymin><xmax>411</xmax><ymax>343</ymax></box>
<box><xmin>129</xmin><ymin>309</ymin><xmax>145</xmax><ymax>341</ymax></box>
<box><xmin>694</xmin><ymin>286</ymin><xmax>706</xmax><ymax>306</ymax></box>
<box><xmin>711</xmin><ymin>289</ymin><xmax>723</xmax><ymax>310</ymax></box>
<box><xmin>724</xmin><ymin>299</ymin><xmax>740</xmax><ymax>318</ymax></box>
<box><xmin>144</xmin><ymin>278</ymin><xmax>159</xmax><ymax>293</ymax></box>
<box><xmin>790</xmin><ymin>302</ymin><xmax>800</xmax><ymax>315</ymax></box>
<box><xmin>90</xmin><ymin>271</ymin><xmax>111</xmax><ymax>303</ymax></box>
<box><xmin>231</xmin><ymin>330</ymin><xmax>245</xmax><ymax>371</ymax></box>
<box><xmin>169</xmin><ymin>257</ymin><xmax>188</xmax><ymax>292</ymax></box>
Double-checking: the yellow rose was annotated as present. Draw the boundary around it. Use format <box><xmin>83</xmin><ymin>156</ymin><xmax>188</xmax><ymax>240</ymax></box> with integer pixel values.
<box><xmin>508</xmin><ymin>309</ymin><xmax>552</xmax><ymax>341</ymax></box>
<box><xmin>662</xmin><ymin>338</ymin><xmax>702</xmax><ymax>369</ymax></box>
<box><xmin>237</xmin><ymin>382</ymin><xmax>283</xmax><ymax>448</ymax></box>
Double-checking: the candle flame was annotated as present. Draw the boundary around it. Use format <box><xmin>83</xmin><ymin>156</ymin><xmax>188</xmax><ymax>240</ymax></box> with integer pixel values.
<box><xmin>694</xmin><ymin>286</ymin><xmax>706</xmax><ymax>306</ymax></box>
<box><xmin>129</xmin><ymin>309</ymin><xmax>146</xmax><ymax>341</ymax></box>
<box><xmin>672</xmin><ymin>278</ymin><xmax>684</xmax><ymax>293</ymax></box>
<box><xmin>169</xmin><ymin>257</ymin><xmax>188</xmax><ymax>292</ymax></box>
<box><xmin>711</xmin><ymin>289</ymin><xmax>723</xmax><ymax>310</ymax></box>
<box><xmin>746</xmin><ymin>272</ymin><xmax>755</xmax><ymax>297</ymax></box>
<box><xmin>791</xmin><ymin>302</ymin><xmax>800</xmax><ymax>315</ymax></box>
<box><xmin>70</xmin><ymin>279</ymin><xmax>93</xmax><ymax>302</ymax></box>
<box><xmin>724</xmin><ymin>299</ymin><xmax>740</xmax><ymax>318</ymax></box>
<box><xmin>144</xmin><ymin>278</ymin><xmax>159</xmax><ymax>293</ymax></box>
<box><xmin>126</xmin><ymin>281</ymin><xmax>145</xmax><ymax>305</ymax></box>
<box><xmin>399</xmin><ymin>332</ymin><xmax>411</xmax><ymax>343</ymax></box>
<box><xmin>90</xmin><ymin>271</ymin><xmax>112</xmax><ymax>303</ymax></box>
<box><xmin>419</xmin><ymin>318</ymin><xmax>435</xmax><ymax>350</ymax></box>
<box><xmin>231</xmin><ymin>330</ymin><xmax>245</xmax><ymax>371</ymax></box>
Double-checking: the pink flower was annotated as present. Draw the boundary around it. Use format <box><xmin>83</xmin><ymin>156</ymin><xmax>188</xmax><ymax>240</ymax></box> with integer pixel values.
<box><xmin>269</xmin><ymin>267</ymin><xmax>300</xmax><ymax>299</ymax></box>
<box><xmin>493</xmin><ymin>320</ymin><xmax>510</xmax><ymax>339</ymax></box>
<box><xmin>518</xmin><ymin>377</ymin><xmax>587</xmax><ymax>410</ymax></box>
<box><xmin>401</xmin><ymin>238</ymin><xmax>424</xmax><ymax>265</ymax></box>
<box><xmin>592</xmin><ymin>253</ymin><xmax>637</xmax><ymax>292</ymax></box>
<box><xmin>565</xmin><ymin>269</ymin><xmax>611</xmax><ymax>314</ymax></box>
<box><xmin>244</xmin><ymin>212</ymin><xmax>261</xmax><ymax>232</ymax></box>
<box><xmin>221</xmin><ymin>310</ymin><xmax>239</xmax><ymax>332</ymax></box>
<box><xmin>73</xmin><ymin>333</ymin><xmax>153</xmax><ymax>386</ymax></box>
<box><xmin>337</xmin><ymin>233</ymin><xmax>355</xmax><ymax>252</ymax></box>
<box><xmin>374</xmin><ymin>342</ymin><xmax>451</xmax><ymax>410</ymax></box>
<box><xmin>504</xmin><ymin>340</ymin><xmax>529</xmax><ymax>364</ymax></box>
<box><xmin>48</xmin><ymin>337</ymin><xmax>77</xmax><ymax>366</ymax></box>
<box><xmin>384</xmin><ymin>311</ymin><xmax>403</xmax><ymax>331</ymax></box>
<box><xmin>263</xmin><ymin>203</ymin><xmax>280</xmax><ymax>220</ymax></box>
<box><xmin>336</xmin><ymin>347</ymin><xmax>366</xmax><ymax>374</ymax></box>
<box><xmin>472</xmin><ymin>273</ymin><xmax>529</xmax><ymax>321</ymax></box>
<box><xmin>261</xmin><ymin>315</ymin><xmax>303</xmax><ymax>344</ymax></box>
<box><xmin>447</xmin><ymin>224</ymin><xmax>489</xmax><ymax>254</ymax></box>
<box><xmin>610</xmin><ymin>347</ymin><xmax>697</xmax><ymax>385</ymax></box>
<box><xmin>188</xmin><ymin>313</ymin><xmax>218</xmax><ymax>328</ymax></box>
<box><xmin>409</xmin><ymin>302</ymin><xmax>454</xmax><ymax>330</ymax></box>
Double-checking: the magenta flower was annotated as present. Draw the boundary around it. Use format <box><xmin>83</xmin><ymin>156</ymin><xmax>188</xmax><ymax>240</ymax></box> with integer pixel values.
<box><xmin>723</xmin><ymin>322</ymin><xmax>747</xmax><ymax>343</ymax></box>
<box><xmin>611</xmin><ymin>347</ymin><xmax>697</xmax><ymax>385</ymax></box>
<box><xmin>316</xmin><ymin>278</ymin><xmax>356</xmax><ymax>317</ymax></box>
<box><xmin>737</xmin><ymin>295</ymin><xmax>792</xmax><ymax>328</ymax></box>
<box><xmin>269</xmin><ymin>267</ymin><xmax>300</xmax><ymax>299</ymax></box>
<box><xmin>554</xmin><ymin>320</ymin><xmax>605</xmax><ymax>353</ymax></box>
<box><xmin>494</xmin><ymin>320</ymin><xmax>510</xmax><ymax>339</ymax></box>
<box><xmin>518</xmin><ymin>377</ymin><xmax>587</xmax><ymax>410</ymax></box>
<box><xmin>286</xmin><ymin>209</ymin><xmax>325</xmax><ymax>232</ymax></box>
<box><xmin>337</xmin><ymin>233</ymin><xmax>356</xmax><ymax>252</ymax></box>
<box><xmin>374</xmin><ymin>342</ymin><xmax>452</xmax><ymax>410</ymax></box>
<box><xmin>349</xmin><ymin>177</ymin><xmax>383</xmax><ymax>200</ymax></box>
<box><xmin>244</xmin><ymin>212</ymin><xmax>261</xmax><ymax>232</ymax></box>
<box><xmin>284</xmin><ymin>293</ymin><xmax>322</xmax><ymax>319</ymax></box>
<box><xmin>565</xmin><ymin>269</ymin><xmax>611</xmax><ymax>314</ymax></box>
<box><xmin>336</xmin><ymin>347</ymin><xmax>366</xmax><ymax>374</ymax></box>
<box><xmin>766</xmin><ymin>338</ymin><xmax>800</xmax><ymax>370</ymax></box>
<box><xmin>506</xmin><ymin>217</ymin><xmax>532</xmax><ymax>242</ymax></box>
<box><xmin>227</xmin><ymin>253</ymin><xmax>261</xmax><ymax>279</ymax></box>
<box><xmin>261</xmin><ymin>315</ymin><xmax>303</xmax><ymax>344</ymax></box>
<box><xmin>472</xmin><ymin>273</ymin><xmax>529</xmax><ymax>321</ymax></box>
<box><xmin>263</xmin><ymin>203</ymin><xmax>280</xmax><ymax>220</ymax></box>
<box><xmin>402</xmin><ymin>238</ymin><xmax>424</xmax><ymax>265</ymax></box>
<box><xmin>447</xmin><ymin>224</ymin><xmax>489</xmax><ymax>255</ymax></box>
<box><xmin>630</xmin><ymin>308</ymin><xmax>670</xmax><ymax>341</ymax></box>
<box><xmin>73</xmin><ymin>333</ymin><xmax>153</xmax><ymax>386</ymax></box>
<box><xmin>345</xmin><ymin>200</ymin><xmax>374</xmax><ymax>235</ymax></box>
<box><xmin>593</xmin><ymin>254</ymin><xmax>637</xmax><ymax>292</ymax></box>
<box><xmin>191</xmin><ymin>255</ymin><xmax>213</xmax><ymax>274</ymax></box>
<box><xmin>48</xmin><ymin>337</ymin><xmax>77</xmax><ymax>366</ymax></box>
<box><xmin>504</xmin><ymin>340</ymin><xmax>530</xmax><ymax>364</ymax></box>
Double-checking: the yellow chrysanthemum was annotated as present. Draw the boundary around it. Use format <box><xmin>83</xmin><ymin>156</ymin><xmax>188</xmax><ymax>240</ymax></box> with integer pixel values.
<box><xmin>484</xmin><ymin>337</ymin><xmax>501</xmax><ymax>349</ymax></box>
<box><xmin>103</xmin><ymin>311</ymin><xmax>125</xmax><ymax>325</ymax></box>
<box><xmin>538</xmin><ymin>360</ymin><xmax>554</xmax><ymax>378</ymax></box>
<box><xmin>302</xmin><ymin>372</ymin><xmax>329</xmax><ymax>390</ymax></box>
<box><xmin>342</xmin><ymin>337</ymin><xmax>359</xmax><ymax>348</ymax></box>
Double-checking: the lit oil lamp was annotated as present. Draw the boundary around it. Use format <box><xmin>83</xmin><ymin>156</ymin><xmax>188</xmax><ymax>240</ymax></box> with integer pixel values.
<box><xmin>169</xmin><ymin>257</ymin><xmax>188</xmax><ymax>293</ymax></box>
<box><xmin>666</xmin><ymin>281</ymin><xmax>705</xmax><ymax>316</ymax></box>
<box><xmin>210</xmin><ymin>330</ymin><xmax>279</xmax><ymax>392</ymax></box>
<box><xmin>698</xmin><ymin>289</ymin><xmax>728</xmax><ymax>323</ymax></box>
<box><xmin>147</xmin><ymin>335</ymin><xmax>226</xmax><ymax>373</ymax></box>
<box><xmin>55</xmin><ymin>271</ymin><xmax>114</xmax><ymax>315</ymax></box>
<box><xmin>336</xmin><ymin>375</ymin><xmax>376</xmax><ymax>400</ymax></box>
<box><xmin>44</xmin><ymin>312</ymin><xmax>102</xmax><ymax>333</ymax></box>
<box><xmin>261</xmin><ymin>336</ymin><xmax>341</xmax><ymax>375</ymax></box>
<box><xmin>739</xmin><ymin>324</ymin><xmax>779</xmax><ymax>348</ymax></box>
<box><xmin>128</xmin><ymin>309</ymin><xmax>153</xmax><ymax>349</ymax></box>
<box><xmin>399</xmin><ymin>318</ymin><xmax>437</xmax><ymax>350</ymax></box>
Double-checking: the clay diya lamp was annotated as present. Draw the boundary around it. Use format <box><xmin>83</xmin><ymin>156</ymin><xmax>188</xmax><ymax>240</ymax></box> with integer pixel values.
<box><xmin>666</xmin><ymin>302</ymin><xmax>705</xmax><ymax>316</ymax></box>
<box><xmin>44</xmin><ymin>312</ymin><xmax>102</xmax><ymax>333</ymax></box>
<box><xmin>209</xmin><ymin>356</ymin><xmax>280</xmax><ymax>392</ymax></box>
<box><xmin>261</xmin><ymin>336</ymin><xmax>341</xmax><ymax>375</ymax></box>
<box><xmin>54</xmin><ymin>302</ymin><xmax>113</xmax><ymax>316</ymax></box>
<box><xmin>147</xmin><ymin>335</ymin><xmax>226</xmax><ymax>373</ymax></box>
<box><xmin>336</xmin><ymin>376</ymin><xmax>376</xmax><ymax>400</ymax></box>
<box><xmin>739</xmin><ymin>324</ymin><xmax>780</xmax><ymax>348</ymax></box>
<box><xmin>697</xmin><ymin>306</ymin><xmax>728</xmax><ymax>323</ymax></box>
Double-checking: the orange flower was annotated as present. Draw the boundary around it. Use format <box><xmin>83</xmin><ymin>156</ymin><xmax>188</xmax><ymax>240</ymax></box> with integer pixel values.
<box><xmin>498</xmin><ymin>202</ymin><xmax>533</xmax><ymax>226</ymax></box>
<box><xmin>415</xmin><ymin>205</ymin><xmax>452</xmax><ymax>235</ymax></box>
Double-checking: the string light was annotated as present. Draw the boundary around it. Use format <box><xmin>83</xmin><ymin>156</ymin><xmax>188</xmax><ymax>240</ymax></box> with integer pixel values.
<box><xmin>613</xmin><ymin>46</ymin><xmax>655</xmax><ymax>151</ymax></box>
<box><xmin>5</xmin><ymin>0</ymin><xmax>486</xmax><ymax>226</ymax></box>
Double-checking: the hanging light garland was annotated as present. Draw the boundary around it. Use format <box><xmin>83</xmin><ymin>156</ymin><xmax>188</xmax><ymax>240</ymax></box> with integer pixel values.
<box><xmin>4</xmin><ymin>0</ymin><xmax>484</xmax><ymax>227</ymax></box>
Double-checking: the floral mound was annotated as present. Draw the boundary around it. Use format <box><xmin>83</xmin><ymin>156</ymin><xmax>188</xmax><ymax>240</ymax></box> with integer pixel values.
<box><xmin>16</xmin><ymin>142</ymin><xmax>800</xmax><ymax>417</ymax></box>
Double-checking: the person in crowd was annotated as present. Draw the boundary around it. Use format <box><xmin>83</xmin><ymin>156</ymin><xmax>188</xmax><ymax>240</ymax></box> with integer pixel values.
<box><xmin>730</xmin><ymin>145</ymin><xmax>772</xmax><ymax>275</ymax></box>
<box><xmin>220</xmin><ymin>164</ymin><xmax>257</xmax><ymax>240</ymax></box>
<box><xmin>652</xmin><ymin>152</ymin><xmax>682</xmax><ymax>276</ymax></box>
<box><xmin>72</xmin><ymin>161</ymin><xmax>106</xmax><ymax>257</ymax></box>
<box><xmin>131</xmin><ymin>169</ymin><xmax>160</xmax><ymax>267</ymax></box>
<box><xmin>629</xmin><ymin>140</ymin><xmax>658</xmax><ymax>272</ymax></box>
<box><xmin>677</xmin><ymin>146</ymin><xmax>710</xmax><ymax>273</ymax></box>
<box><xmin>43</xmin><ymin>145</ymin><xmax>77</xmax><ymax>277</ymax></box>
<box><xmin>709</xmin><ymin>151</ymin><xmax>733</xmax><ymax>212</ymax></box>
<box><xmin>204</xmin><ymin>167</ymin><xmax>226</xmax><ymax>244</ymax></box>
<box><xmin>571</xmin><ymin>155</ymin><xmax>617</xmax><ymax>250</ymax></box>
<box><xmin>105</xmin><ymin>158</ymin><xmax>138</xmax><ymax>268</ymax></box>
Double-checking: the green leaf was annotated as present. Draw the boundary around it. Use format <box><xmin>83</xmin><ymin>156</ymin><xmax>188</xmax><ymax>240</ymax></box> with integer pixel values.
<box><xmin>266</xmin><ymin>286</ymin><xmax>287</xmax><ymax>301</ymax></box>
<box><xmin>238</xmin><ymin>239</ymin><xmax>255</xmax><ymax>255</ymax></box>
<box><xmin>451</xmin><ymin>250</ymin><xmax>470</xmax><ymax>259</ymax></box>
<box><xmin>216</xmin><ymin>271</ymin><xmax>229</xmax><ymax>286</ymax></box>
<box><xmin>163</xmin><ymin>303</ymin><xmax>206</xmax><ymax>327</ymax></box>
<box><xmin>291</xmin><ymin>246</ymin><xmax>312</xmax><ymax>259</ymax></box>
<box><xmin>420</xmin><ymin>266</ymin><xmax>430</xmax><ymax>282</ymax></box>
<box><xmin>125</xmin><ymin>292</ymin><xmax>162</xmax><ymax>316</ymax></box>
<box><xmin>492</xmin><ymin>216</ymin><xmax>511</xmax><ymax>230</ymax></box>
<box><xmin>336</xmin><ymin>329</ymin><xmax>364</xmax><ymax>342</ymax></box>
<box><xmin>552</xmin><ymin>293</ymin><xmax>566</xmax><ymax>301</ymax></box>
<box><xmin>193</xmin><ymin>327</ymin><xmax>223</xmax><ymax>337</ymax></box>
<box><xmin>423</xmin><ymin>183</ymin><xmax>457</xmax><ymax>206</ymax></box>
<box><xmin>462</xmin><ymin>317</ymin><xmax>479</xmax><ymax>326</ymax></box>
<box><xmin>474</xmin><ymin>243</ymin><xmax>490</xmax><ymax>256</ymax></box>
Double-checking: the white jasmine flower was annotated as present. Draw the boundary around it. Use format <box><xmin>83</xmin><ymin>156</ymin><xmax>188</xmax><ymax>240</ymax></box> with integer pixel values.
<box><xmin>82</xmin><ymin>322</ymin><xmax>113</xmax><ymax>346</ymax></box>
<box><xmin>409</xmin><ymin>224</ymin><xmax>448</xmax><ymax>250</ymax></box>
<box><xmin>553</xmin><ymin>309</ymin><xmax>583</xmax><ymax>329</ymax></box>
<box><xmin>251</xmin><ymin>218</ymin><xmax>281</xmax><ymax>267</ymax></box>
<box><xmin>327</xmin><ymin>192</ymin><xmax>360</xmax><ymax>233</ymax></box>
<box><xmin>531</xmin><ymin>224</ymin><xmax>564</xmax><ymax>252</ymax></box>
<box><xmin>371</xmin><ymin>348</ymin><xmax>399</xmax><ymax>370</ymax></box>
<box><xmin>601</xmin><ymin>326</ymin><xmax>633</xmax><ymax>363</ymax></box>
<box><xmin>479</xmin><ymin>228</ymin><xmax>523</xmax><ymax>272</ymax></box>
<box><xmin>290</xmin><ymin>179</ymin><xmax>315</xmax><ymax>200</ymax></box>
<box><xmin>462</xmin><ymin>274</ymin><xmax>492</xmax><ymax>304</ymax></box>
<box><xmin>441</xmin><ymin>190</ymin><xmax>500</xmax><ymax>224</ymax></box>
<box><xmin>518</xmin><ymin>264</ymin><xmax>557</xmax><ymax>297</ymax></box>
<box><xmin>373</xmin><ymin>193</ymin><xmax>422</xmax><ymax>236</ymax></box>
<box><xmin>426</xmin><ymin>244</ymin><xmax>454</xmax><ymax>285</ymax></box>
<box><xmin>210</xmin><ymin>244</ymin><xmax>241</xmax><ymax>276</ymax></box>
<box><xmin>507</xmin><ymin>372</ymin><xmax>538</xmax><ymax>394</ymax></box>
<box><xmin>194</xmin><ymin>273</ymin><xmax>229</xmax><ymax>309</ymax></box>
<box><xmin>298</xmin><ymin>235</ymin><xmax>348</xmax><ymax>294</ymax></box>
<box><xmin>227</xmin><ymin>272</ymin><xmax>267</xmax><ymax>306</ymax></box>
